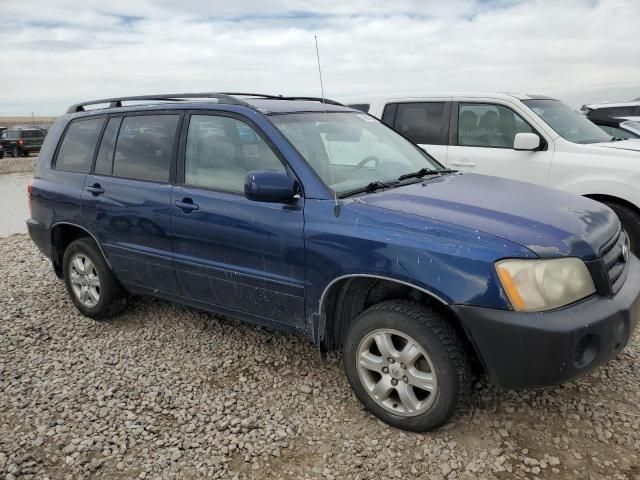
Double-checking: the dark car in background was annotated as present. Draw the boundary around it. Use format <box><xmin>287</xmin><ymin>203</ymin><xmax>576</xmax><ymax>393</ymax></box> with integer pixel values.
<box><xmin>591</xmin><ymin>116</ymin><xmax>640</xmax><ymax>140</ymax></box>
<box><xmin>0</xmin><ymin>127</ymin><xmax>46</xmax><ymax>157</ymax></box>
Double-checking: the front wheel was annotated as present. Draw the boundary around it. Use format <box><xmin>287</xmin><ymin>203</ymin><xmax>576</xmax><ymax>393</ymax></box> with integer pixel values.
<box><xmin>343</xmin><ymin>300</ymin><xmax>470</xmax><ymax>431</ymax></box>
<box><xmin>63</xmin><ymin>238</ymin><xmax>128</xmax><ymax>320</ymax></box>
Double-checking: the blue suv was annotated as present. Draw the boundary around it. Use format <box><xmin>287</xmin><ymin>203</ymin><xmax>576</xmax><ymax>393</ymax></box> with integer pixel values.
<box><xmin>27</xmin><ymin>93</ymin><xmax>639</xmax><ymax>431</ymax></box>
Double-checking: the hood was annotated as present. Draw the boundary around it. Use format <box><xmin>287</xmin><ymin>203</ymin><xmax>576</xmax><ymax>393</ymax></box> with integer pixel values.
<box><xmin>590</xmin><ymin>139</ymin><xmax>640</xmax><ymax>152</ymax></box>
<box><xmin>355</xmin><ymin>173</ymin><xmax>618</xmax><ymax>259</ymax></box>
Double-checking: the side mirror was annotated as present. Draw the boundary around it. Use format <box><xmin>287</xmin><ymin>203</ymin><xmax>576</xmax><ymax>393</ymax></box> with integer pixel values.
<box><xmin>513</xmin><ymin>132</ymin><xmax>541</xmax><ymax>151</ymax></box>
<box><xmin>244</xmin><ymin>170</ymin><xmax>297</xmax><ymax>203</ymax></box>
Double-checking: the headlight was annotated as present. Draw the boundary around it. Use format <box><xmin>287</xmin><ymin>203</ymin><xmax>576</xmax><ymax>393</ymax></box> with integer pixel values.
<box><xmin>495</xmin><ymin>258</ymin><xmax>595</xmax><ymax>312</ymax></box>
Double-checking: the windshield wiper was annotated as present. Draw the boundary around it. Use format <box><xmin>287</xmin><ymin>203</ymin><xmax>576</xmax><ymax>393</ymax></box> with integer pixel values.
<box><xmin>339</xmin><ymin>181</ymin><xmax>398</xmax><ymax>199</ymax></box>
<box><xmin>397</xmin><ymin>168</ymin><xmax>457</xmax><ymax>182</ymax></box>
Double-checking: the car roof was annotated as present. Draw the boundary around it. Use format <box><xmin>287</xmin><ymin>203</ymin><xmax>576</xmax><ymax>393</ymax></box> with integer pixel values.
<box><xmin>583</xmin><ymin>101</ymin><xmax>640</xmax><ymax>109</ymax></box>
<box><xmin>246</xmin><ymin>99</ymin><xmax>354</xmax><ymax>114</ymax></box>
<box><xmin>339</xmin><ymin>92</ymin><xmax>558</xmax><ymax>103</ymax></box>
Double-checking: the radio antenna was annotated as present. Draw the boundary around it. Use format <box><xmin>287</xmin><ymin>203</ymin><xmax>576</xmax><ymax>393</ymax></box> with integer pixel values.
<box><xmin>314</xmin><ymin>35</ymin><xmax>339</xmax><ymax>212</ymax></box>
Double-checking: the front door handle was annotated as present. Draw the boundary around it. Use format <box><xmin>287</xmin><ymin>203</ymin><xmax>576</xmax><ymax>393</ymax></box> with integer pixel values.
<box><xmin>449</xmin><ymin>160</ymin><xmax>476</xmax><ymax>167</ymax></box>
<box><xmin>86</xmin><ymin>184</ymin><xmax>105</xmax><ymax>196</ymax></box>
<box><xmin>175</xmin><ymin>198</ymin><xmax>199</xmax><ymax>213</ymax></box>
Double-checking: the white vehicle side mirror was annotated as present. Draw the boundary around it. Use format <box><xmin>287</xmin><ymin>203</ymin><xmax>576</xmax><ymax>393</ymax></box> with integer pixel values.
<box><xmin>514</xmin><ymin>133</ymin><xmax>541</xmax><ymax>151</ymax></box>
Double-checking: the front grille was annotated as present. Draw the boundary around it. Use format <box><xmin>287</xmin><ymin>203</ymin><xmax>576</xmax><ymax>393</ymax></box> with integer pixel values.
<box><xmin>600</xmin><ymin>228</ymin><xmax>630</xmax><ymax>294</ymax></box>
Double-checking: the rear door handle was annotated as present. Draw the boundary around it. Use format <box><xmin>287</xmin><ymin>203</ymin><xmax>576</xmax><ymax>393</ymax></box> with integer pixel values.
<box><xmin>86</xmin><ymin>184</ymin><xmax>105</xmax><ymax>196</ymax></box>
<box><xmin>449</xmin><ymin>161</ymin><xmax>476</xmax><ymax>167</ymax></box>
<box><xmin>175</xmin><ymin>198</ymin><xmax>199</xmax><ymax>213</ymax></box>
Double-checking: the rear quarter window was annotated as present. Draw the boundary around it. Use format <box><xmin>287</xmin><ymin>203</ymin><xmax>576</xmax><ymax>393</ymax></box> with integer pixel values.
<box><xmin>55</xmin><ymin>118</ymin><xmax>105</xmax><ymax>172</ymax></box>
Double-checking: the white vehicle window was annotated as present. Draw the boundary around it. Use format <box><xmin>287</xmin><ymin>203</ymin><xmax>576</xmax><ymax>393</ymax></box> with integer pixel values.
<box><xmin>523</xmin><ymin>99</ymin><xmax>611</xmax><ymax>144</ymax></box>
<box><xmin>458</xmin><ymin>104</ymin><xmax>533</xmax><ymax>148</ymax></box>
<box><xmin>391</xmin><ymin>102</ymin><xmax>448</xmax><ymax>145</ymax></box>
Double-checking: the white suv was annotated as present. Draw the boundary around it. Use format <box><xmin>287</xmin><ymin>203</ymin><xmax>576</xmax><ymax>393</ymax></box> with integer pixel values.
<box><xmin>345</xmin><ymin>93</ymin><xmax>640</xmax><ymax>254</ymax></box>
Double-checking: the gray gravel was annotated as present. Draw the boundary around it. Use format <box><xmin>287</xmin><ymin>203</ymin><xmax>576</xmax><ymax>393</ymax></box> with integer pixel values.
<box><xmin>0</xmin><ymin>156</ymin><xmax>36</xmax><ymax>176</ymax></box>
<box><xmin>1</xmin><ymin>234</ymin><xmax>639</xmax><ymax>479</ymax></box>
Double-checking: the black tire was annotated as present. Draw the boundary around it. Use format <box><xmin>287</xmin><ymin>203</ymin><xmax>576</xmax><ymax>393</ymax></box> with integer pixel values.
<box><xmin>343</xmin><ymin>300</ymin><xmax>470</xmax><ymax>431</ymax></box>
<box><xmin>13</xmin><ymin>146</ymin><xmax>19</xmax><ymax>157</ymax></box>
<box><xmin>23</xmin><ymin>150</ymin><xmax>29</xmax><ymax>157</ymax></box>
<box><xmin>605</xmin><ymin>202</ymin><xmax>640</xmax><ymax>256</ymax></box>
<box><xmin>62</xmin><ymin>237</ymin><xmax>128</xmax><ymax>320</ymax></box>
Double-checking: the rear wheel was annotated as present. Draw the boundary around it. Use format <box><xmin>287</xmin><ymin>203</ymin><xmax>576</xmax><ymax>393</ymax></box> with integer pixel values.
<box><xmin>63</xmin><ymin>238</ymin><xmax>127</xmax><ymax>320</ymax></box>
<box><xmin>605</xmin><ymin>202</ymin><xmax>640</xmax><ymax>256</ymax></box>
<box><xmin>343</xmin><ymin>300</ymin><xmax>470</xmax><ymax>431</ymax></box>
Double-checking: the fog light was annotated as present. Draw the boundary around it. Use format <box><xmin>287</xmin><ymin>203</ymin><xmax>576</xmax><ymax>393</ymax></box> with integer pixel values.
<box><xmin>573</xmin><ymin>334</ymin><xmax>598</xmax><ymax>369</ymax></box>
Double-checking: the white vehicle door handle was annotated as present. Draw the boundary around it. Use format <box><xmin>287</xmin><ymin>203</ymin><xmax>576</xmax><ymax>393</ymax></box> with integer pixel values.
<box><xmin>450</xmin><ymin>160</ymin><xmax>476</xmax><ymax>167</ymax></box>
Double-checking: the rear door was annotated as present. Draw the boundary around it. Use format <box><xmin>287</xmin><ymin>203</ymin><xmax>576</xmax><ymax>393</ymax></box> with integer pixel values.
<box><xmin>170</xmin><ymin>111</ymin><xmax>306</xmax><ymax>329</ymax></box>
<box><xmin>445</xmin><ymin>101</ymin><xmax>553</xmax><ymax>185</ymax></box>
<box><xmin>380</xmin><ymin>100</ymin><xmax>451</xmax><ymax>163</ymax></box>
<box><xmin>82</xmin><ymin>111</ymin><xmax>182</xmax><ymax>295</ymax></box>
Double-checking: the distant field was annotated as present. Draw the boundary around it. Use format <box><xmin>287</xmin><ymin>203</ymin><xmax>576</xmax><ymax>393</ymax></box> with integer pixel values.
<box><xmin>0</xmin><ymin>116</ymin><xmax>56</xmax><ymax>128</ymax></box>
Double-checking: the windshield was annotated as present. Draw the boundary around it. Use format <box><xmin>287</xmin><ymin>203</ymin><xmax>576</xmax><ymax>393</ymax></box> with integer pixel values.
<box><xmin>270</xmin><ymin>112</ymin><xmax>443</xmax><ymax>195</ymax></box>
<box><xmin>623</xmin><ymin>121</ymin><xmax>640</xmax><ymax>136</ymax></box>
<box><xmin>522</xmin><ymin>99</ymin><xmax>612</xmax><ymax>144</ymax></box>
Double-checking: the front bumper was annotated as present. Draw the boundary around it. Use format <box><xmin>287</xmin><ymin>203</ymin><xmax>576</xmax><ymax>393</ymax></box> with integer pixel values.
<box><xmin>452</xmin><ymin>256</ymin><xmax>640</xmax><ymax>390</ymax></box>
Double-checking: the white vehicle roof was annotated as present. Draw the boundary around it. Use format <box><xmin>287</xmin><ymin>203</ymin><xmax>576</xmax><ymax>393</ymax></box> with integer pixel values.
<box><xmin>340</xmin><ymin>92</ymin><xmax>557</xmax><ymax>103</ymax></box>
<box><xmin>583</xmin><ymin>100</ymin><xmax>640</xmax><ymax>110</ymax></box>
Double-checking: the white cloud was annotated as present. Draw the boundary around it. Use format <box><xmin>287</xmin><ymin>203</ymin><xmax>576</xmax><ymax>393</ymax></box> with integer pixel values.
<box><xmin>0</xmin><ymin>0</ymin><xmax>638</xmax><ymax>115</ymax></box>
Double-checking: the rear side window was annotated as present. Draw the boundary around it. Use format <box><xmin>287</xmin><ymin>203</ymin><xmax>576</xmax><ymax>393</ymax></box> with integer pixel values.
<box><xmin>113</xmin><ymin>115</ymin><xmax>180</xmax><ymax>182</ymax></box>
<box><xmin>55</xmin><ymin>118</ymin><xmax>105</xmax><ymax>172</ymax></box>
<box><xmin>348</xmin><ymin>104</ymin><xmax>370</xmax><ymax>113</ymax></box>
<box><xmin>392</xmin><ymin>102</ymin><xmax>449</xmax><ymax>145</ymax></box>
<box><xmin>94</xmin><ymin>118</ymin><xmax>121</xmax><ymax>175</ymax></box>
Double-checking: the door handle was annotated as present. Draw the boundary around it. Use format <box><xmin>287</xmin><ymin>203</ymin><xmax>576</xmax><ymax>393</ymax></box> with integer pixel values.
<box><xmin>175</xmin><ymin>198</ymin><xmax>199</xmax><ymax>213</ymax></box>
<box><xmin>449</xmin><ymin>161</ymin><xmax>476</xmax><ymax>167</ymax></box>
<box><xmin>86</xmin><ymin>184</ymin><xmax>105</xmax><ymax>196</ymax></box>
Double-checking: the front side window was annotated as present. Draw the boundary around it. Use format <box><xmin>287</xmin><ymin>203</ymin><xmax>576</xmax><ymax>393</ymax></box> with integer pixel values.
<box><xmin>392</xmin><ymin>102</ymin><xmax>448</xmax><ymax>145</ymax></box>
<box><xmin>184</xmin><ymin>115</ymin><xmax>285</xmax><ymax>193</ymax></box>
<box><xmin>458</xmin><ymin>103</ymin><xmax>533</xmax><ymax>148</ymax></box>
<box><xmin>271</xmin><ymin>112</ymin><xmax>443</xmax><ymax>195</ymax></box>
<box><xmin>113</xmin><ymin>115</ymin><xmax>180</xmax><ymax>182</ymax></box>
<box><xmin>55</xmin><ymin>118</ymin><xmax>105</xmax><ymax>172</ymax></box>
<box><xmin>523</xmin><ymin>99</ymin><xmax>611</xmax><ymax>144</ymax></box>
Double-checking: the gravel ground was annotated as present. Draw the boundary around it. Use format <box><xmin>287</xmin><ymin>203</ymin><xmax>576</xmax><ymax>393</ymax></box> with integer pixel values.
<box><xmin>0</xmin><ymin>156</ymin><xmax>37</xmax><ymax>176</ymax></box>
<box><xmin>1</xmin><ymin>234</ymin><xmax>639</xmax><ymax>480</ymax></box>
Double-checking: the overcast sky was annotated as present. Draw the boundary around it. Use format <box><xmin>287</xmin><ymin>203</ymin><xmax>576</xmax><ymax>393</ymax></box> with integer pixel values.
<box><xmin>1</xmin><ymin>0</ymin><xmax>639</xmax><ymax>115</ymax></box>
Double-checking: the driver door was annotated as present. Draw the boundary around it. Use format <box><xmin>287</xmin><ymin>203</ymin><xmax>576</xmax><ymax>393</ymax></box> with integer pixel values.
<box><xmin>171</xmin><ymin>112</ymin><xmax>307</xmax><ymax>329</ymax></box>
<box><xmin>446</xmin><ymin>102</ymin><xmax>554</xmax><ymax>186</ymax></box>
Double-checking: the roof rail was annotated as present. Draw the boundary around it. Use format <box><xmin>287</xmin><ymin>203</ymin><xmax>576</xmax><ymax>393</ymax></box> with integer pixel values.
<box><xmin>220</xmin><ymin>93</ymin><xmax>344</xmax><ymax>106</ymax></box>
<box><xmin>66</xmin><ymin>92</ymin><xmax>250</xmax><ymax>114</ymax></box>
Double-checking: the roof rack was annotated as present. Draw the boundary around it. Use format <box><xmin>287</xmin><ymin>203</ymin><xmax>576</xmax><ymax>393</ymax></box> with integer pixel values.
<box><xmin>66</xmin><ymin>92</ymin><xmax>345</xmax><ymax>114</ymax></box>
<box><xmin>66</xmin><ymin>92</ymin><xmax>250</xmax><ymax>114</ymax></box>
<box><xmin>220</xmin><ymin>93</ymin><xmax>344</xmax><ymax>106</ymax></box>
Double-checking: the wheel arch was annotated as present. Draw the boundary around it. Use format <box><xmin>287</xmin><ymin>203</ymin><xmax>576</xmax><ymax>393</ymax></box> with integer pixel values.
<box><xmin>583</xmin><ymin>193</ymin><xmax>640</xmax><ymax>216</ymax></box>
<box><xmin>317</xmin><ymin>274</ymin><xmax>484</xmax><ymax>370</ymax></box>
<box><xmin>51</xmin><ymin>222</ymin><xmax>109</xmax><ymax>278</ymax></box>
